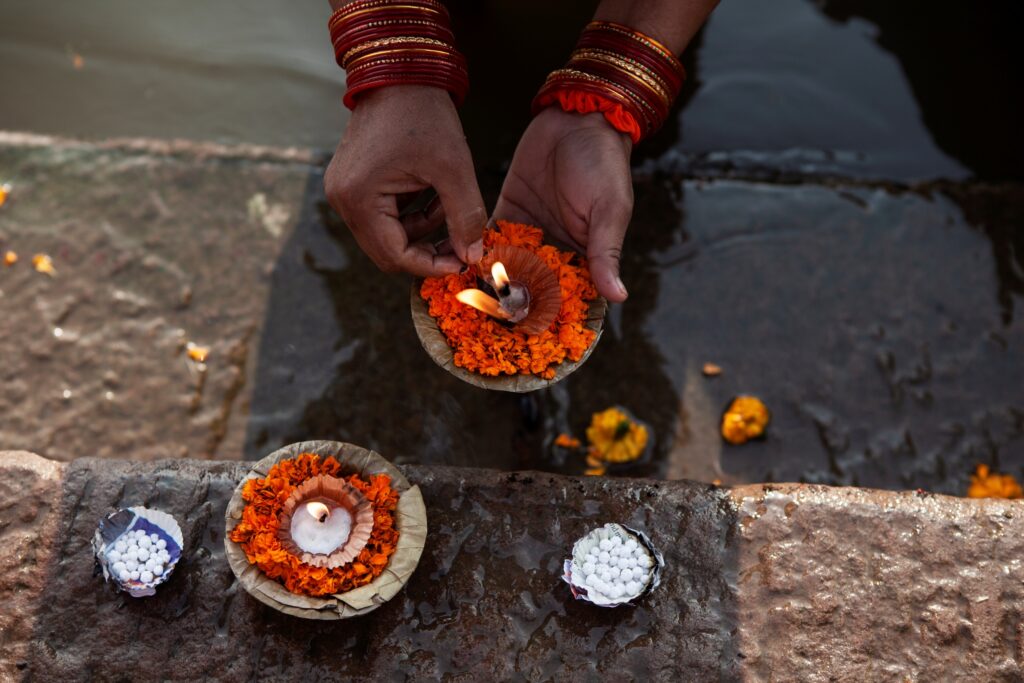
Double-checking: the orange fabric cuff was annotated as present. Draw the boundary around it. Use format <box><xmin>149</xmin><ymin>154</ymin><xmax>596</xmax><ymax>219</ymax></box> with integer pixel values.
<box><xmin>537</xmin><ymin>89</ymin><xmax>642</xmax><ymax>144</ymax></box>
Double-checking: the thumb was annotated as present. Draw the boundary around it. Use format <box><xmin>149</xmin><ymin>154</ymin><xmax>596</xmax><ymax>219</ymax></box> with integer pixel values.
<box><xmin>433</xmin><ymin>159</ymin><xmax>487</xmax><ymax>265</ymax></box>
<box><xmin>586</xmin><ymin>207</ymin><xmax>631</xmax><ymax>303</ymax></box>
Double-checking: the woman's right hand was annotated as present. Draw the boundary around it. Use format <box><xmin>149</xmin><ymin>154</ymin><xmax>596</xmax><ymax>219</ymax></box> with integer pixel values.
<box><xmin>324</xmin><ymin>85</ymin><xmax>486</xmax><ymax>276</ymax></box>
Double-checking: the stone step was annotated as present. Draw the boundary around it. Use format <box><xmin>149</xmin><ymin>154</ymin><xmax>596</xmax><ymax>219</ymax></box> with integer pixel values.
<box><xmin>3</xmin><ymin>452</ymin><xmax>1021</xmax><ymax>680</ymax></box>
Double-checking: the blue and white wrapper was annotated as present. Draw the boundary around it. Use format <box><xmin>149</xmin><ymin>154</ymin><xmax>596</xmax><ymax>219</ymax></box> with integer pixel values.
<box><xmin>92</xmin><ymin>506</ymin><xmax>183</xmax><ymax>598</ymax></box>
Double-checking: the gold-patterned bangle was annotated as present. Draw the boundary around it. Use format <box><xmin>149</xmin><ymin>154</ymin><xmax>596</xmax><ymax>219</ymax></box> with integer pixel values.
<box><xmin>585</xmin><ymin>21</ymin><xmax>682</xmax><ymax>70</ymax></box>
<box><xmin>345</xmin><ymin>55</ymin><xmax>467</xmax><ymax>78</ymax></box>
<box><xmin>570</xmin><ymin>48</ymin><xmax>672</xmax><ymax>95</ymax></box>
<box><xmin>569</xmin><ymin>51</ymin><xmax>671</xmax><ymax>109</ymax></box>
<box><xmin>330</xmin><ymin>3</ymin><xmax>447</xmax><ymax>31</ymax></box>
<box><xmin>345</xmin><ymin>46</ymin><xmax>457</xmax><ymax>70</ymax></box>
<box><xmin>342</xmin><ymin>36</ymin><xmax>454</xmax><ymax>67</ymax></box>
<box><xmin>543</xmin><ymin>68</ymin><xmax>658</xmax><ymax>130</ymax></box>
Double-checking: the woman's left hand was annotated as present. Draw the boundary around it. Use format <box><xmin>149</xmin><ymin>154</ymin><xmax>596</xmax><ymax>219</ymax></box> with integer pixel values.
<box><xmin>493</xmin><ymin>107</ymin><xmax>634</xmax><ymax>302</ymax></box>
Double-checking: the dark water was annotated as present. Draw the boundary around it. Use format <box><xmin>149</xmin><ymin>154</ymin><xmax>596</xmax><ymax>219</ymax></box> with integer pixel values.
<box><xmin>3</xmin><ymin>1</ymin><xmax>1022</xmax><ymax>492</ymax></box>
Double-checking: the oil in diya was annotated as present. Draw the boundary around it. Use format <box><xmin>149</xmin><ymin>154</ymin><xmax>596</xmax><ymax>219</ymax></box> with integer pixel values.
<box><xmin>455</xmin><ymin>244</ymin><xmax>563</xmax><ymax>336</ymax></box>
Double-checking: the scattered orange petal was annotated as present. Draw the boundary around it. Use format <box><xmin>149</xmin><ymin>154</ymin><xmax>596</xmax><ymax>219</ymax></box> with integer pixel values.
<box><xmin>31</xmin><ymin>254</ymin><xmax>56</xmax><ymax>276</ymax></box>
<box><xmin>0</xmin><ymin>183</ymin><xmax>10</xmax><ymax>207</ymax></box>
<box><xmin>967</xmin><ymin>464</ymin><xmax>1022</xmax><ymax>499</ymax></box>
<box><xmin>555</xmin><ymin>433</ymin><xmax>581</xmax><ymax>449</ymax></box>
<box><xmin>584</xmin><ymin>466</ymin><xmax>607</xmax><ymax>476</ymax></box>
<box><xmin>186</xmin><ymin>342</ymin><xmax>210</xmax><ymax>363</ymax></box>
<box><xmin>72</xmin><ymin>53</ymin><xmax>85</xmax><ymax>70</ymax></box>
<box><xmin>702</xmin><ymin>362</ymin><xmax>722</xmax><ymax>377</ymax></box>
<box><xmin>721</xmin><ymin>396</ymin><xmax>770</xmax><ymax>445</ymax></box>
<box><xmin>3</xmin><ymin>250</ymin><xmax>16</xmax><ymax>266</ymax></box>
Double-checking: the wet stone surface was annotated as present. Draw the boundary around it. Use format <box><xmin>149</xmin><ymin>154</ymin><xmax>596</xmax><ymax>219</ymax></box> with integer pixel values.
<box><xmin>25</xmin><ymin>457</ymin><xmax>738</xmax><ymax>681</ymax></box>
<box><xmin>14</xmin><ymin>455</ymin><xmax>1024</xmax><ymax>681</ymax></box>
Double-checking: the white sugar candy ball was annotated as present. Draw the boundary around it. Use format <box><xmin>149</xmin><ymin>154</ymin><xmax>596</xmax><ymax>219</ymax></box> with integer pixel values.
<box><xmin>625</xmin><ymin>538</ymin><xmax>638</xmax><ymax>550</ymax></box>
<box><xmin>125</xmin><ymin>560</ymin><xmax>138</xmax><ymax>571</ymax></box>
<box><xmin>150</xmin><ymin>533</ymin><xmax>159</xmax><ymax>542</ymax></box>
<box><xmin>599</xmin><ymin>539</ymin><xmax>612</xmax><ymax>551</ymax></box>
<box><xmin>118</xmin><ymin>569</ymin><xmax>130</xmax><ymax>582</ymax></box>
<box><xmin>156</xmin><ymin>539</ymin><xmax>167</xmax><ymax>550</ymax></box>
<box><xmin>600</xmin><ymin>570</ymin><xmax>612</xmax><ymax>582</ymax></box>
<box><xmin>626</xmin><ymin>581</ymin><xmax>640</xmax><ymax>595</ymax></box>
<box><xmin>140</xmin><ymin>570</ymin><xmax>154</xmax><ymax>583</ymax></box>
<box><xmin>107</xmin><ymin>550</ymin><xmax>121</xmax><ymax>562</ymax></box>
<box><xmin>585</xmin><ymin>573</ymin><xmax>598</xmax><ymax>585</ymax></box>
<box><xmin>152</xmin><ymin>564</ymin><xmax>164</xmax><ymax>576</ymax></box>
<box><xmin>129</xmin><ymin>570</ymin><xmax>140</xmax><ymax>580</ymax></box>
<box><xmin>114</xmin><ymin>540</ymin><xmax>127</xmax><ymax>553</ymax></box>
<box><xmin>608</xmin><ymin>585</ymin><xmax>622</xmax><ymax>598</ymax></box>
<box><xmin>134</xmin><ymin>530</ymin><xmax>145</xmax><ymax>538</ymax></box>
<box><xmin>610</xmin><ymin>536</ymin><xmax>621</xmax><ymax>547</ymax></box>
<box><xmin>139</xmin><ymin>536</ymin><xmax>152</xmax><ymax>549</ymax></box>
<box><xmin>626</xmin><ymin>557</ymin><xmax>637</xmax><ymax>568</ymax></box>
<box><xmin>617</xmin><ymin>557</ymin><xmax>629</xmax><ymax>569</ymax></box>
<box><xmin>112</xmin><ymin>561</ymin><xmax>127</xmax><ymax>573</ymax></box>
<box><xmin>125</xmin><ymin>548</ymin><xmax>138</xmax><ymax>559</ymax></box>
<box><xmin>640</xmin><ymin>572</ymin><xmax>650</xmax><ymax>585</ymax></box>
<box><xmin>582</xmin><ymin>561</ymin><xmax>596</xmax><ymax>575</ymax></box>
<box><xmin>137</xmin><ymin>549</ymin><xmax>150</xmax><ymax>562</ymax></box>
<box><xmin>608</xmin><ymin>566</ymin><xmax>620</xmax><ymax>579</ymax></box>
<box><xmin>620</xmin><ymin>568</ymin><xmax>633</xmax><ymax>582</ymax></box>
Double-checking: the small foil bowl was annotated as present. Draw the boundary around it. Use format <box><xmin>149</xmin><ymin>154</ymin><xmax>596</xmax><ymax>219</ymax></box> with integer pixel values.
<box><xmin>562</xmin><ymin>523</ymin><xmax>665</xmax><ymax>607</ymax></box>
<box><xmin>224</xmin><ymin>440</ymin><xmax>428</xmax><ymax>620</ymax></box>
<box><xmin>92</xmin><ymin>506</ymin><xmax>183</xmax><ymax>598</ymax></box>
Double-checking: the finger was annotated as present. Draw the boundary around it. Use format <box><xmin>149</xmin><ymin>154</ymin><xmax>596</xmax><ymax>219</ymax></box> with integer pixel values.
<box><xmin>401</xmin><ymin>195</ymin><xmax>446</xmax><ymax>242</ymax></box>
<box><xmin>586</xmin><ymin>205</ymin><xmax>631</xmax><ymax>303</ymax></box>
<box><xmin>432</xmin><ymin>158</ymin><xmax>487</xmax><ymax>264</ymax></box>
<box><xmin>371</xmin><ymin>207</ymin><xmax>465</xmax><ymax>277</ymax></box>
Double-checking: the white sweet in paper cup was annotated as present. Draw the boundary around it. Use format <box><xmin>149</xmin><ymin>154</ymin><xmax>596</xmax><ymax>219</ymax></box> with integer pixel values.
<box><xmin>562</xmin><ymin>522</ymin><xmax>664</xmax><ymax>607</ymax></box>
<box><xmin>92</xmin><ymin>506</ymin><xmax>184</xmax><ymax>598</ymax></box>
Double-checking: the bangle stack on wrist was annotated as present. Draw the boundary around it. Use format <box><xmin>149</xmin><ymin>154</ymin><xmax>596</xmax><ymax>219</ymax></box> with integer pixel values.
<box><xmin>329</xmin><ymin>0</ymin><xmax>468</xmax><ymax>109</ymax></box>
<box><xmin>532</xmin><ymin>21</ymin><xmax>686</xmax><ymax>143</ymax></box>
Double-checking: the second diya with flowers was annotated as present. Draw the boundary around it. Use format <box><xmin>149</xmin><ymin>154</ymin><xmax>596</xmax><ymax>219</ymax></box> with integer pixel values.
<box><xmin>411</xmin><ymin>220</ymin><xmax>607</xmax><ymax>392</ymax></box>
<box><xmin>224</xmin><ymin>440</ymin><xmax>427</xmax><ymax>620</ymax></box>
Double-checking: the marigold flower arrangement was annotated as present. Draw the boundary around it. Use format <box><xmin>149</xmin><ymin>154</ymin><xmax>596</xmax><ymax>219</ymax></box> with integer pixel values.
<box><xmin>967</xmin><ymin>464</ymin><xmax>1023</xmax><ymax>500</ymax></box>
<box><xmin>228</xmin><ymin>452</ymin><xmax>400</xmax><ymax>597</ymax></box>
<box><xmin>419</xmin><ymin>221</ymin><xmax>599</xmax><ymax>379</ymax></box>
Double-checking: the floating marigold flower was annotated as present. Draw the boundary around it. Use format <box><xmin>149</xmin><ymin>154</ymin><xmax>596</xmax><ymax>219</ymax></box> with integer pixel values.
<box><xmin>32</xmin><ymin>253</ymin><xmax>56</xmax><ymax>276</ymax></box>
<box><xmin>586</xmin><ymin>407</ymin><xmax>649</xmax><ymax>464</ymax></box>
<box><xmin>555</xmin><ymin>433</ymin><xmax>581</xmax><ymax>449</ymax></box>
<box><xmin>721</xmin><ymin>395</ymin><xmax>770</xmax><ymax>445</ymax></box>
<box><xmin>967</xmin><ymin>464</ymin><xmax>1022</xmax><ymax>500</ymax></box>
<box><xmin>3</xmin><ymin>250</ymin><xmax>16</xmax><ymax>266</ymax></box>
<box><xmin>420</xmin><ymin>221</ymin><xmax>598</xmax><ymax>379</ymax></box>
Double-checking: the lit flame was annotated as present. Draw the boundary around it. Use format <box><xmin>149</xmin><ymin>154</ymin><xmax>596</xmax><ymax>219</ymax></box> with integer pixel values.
<box><xmin>491</xmin><ymin>261</ymin><xmax>510</xmax><ymax>291</ymax></box>
<box><xmin>455</xmin><ymin>288</ymin><xmax>510</xmax><ymax>319</ymax></box>
<box><xmin>305</xmin><ymin>501</ymin><xmax>331</xmax><ymax>523</ymax></box>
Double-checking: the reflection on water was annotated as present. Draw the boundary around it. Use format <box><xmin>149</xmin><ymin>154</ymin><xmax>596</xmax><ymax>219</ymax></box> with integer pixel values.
<box><xmin>2</xmin><ymin>0</ymin><xmax>1021</xmax><ymax>490</ymax></box>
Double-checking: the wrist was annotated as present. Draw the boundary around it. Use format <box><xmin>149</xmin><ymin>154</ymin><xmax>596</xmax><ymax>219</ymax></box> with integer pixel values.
<box><xmin>534</xmin><ymin>107</ymin><xmax>633</xmax><ymax>155</ymax></box>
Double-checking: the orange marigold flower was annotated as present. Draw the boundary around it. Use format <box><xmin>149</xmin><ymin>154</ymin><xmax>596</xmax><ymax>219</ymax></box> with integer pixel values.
<box><xmin>230</xmin><ymin>453</ymin><xmax>401</xmax><ymax>597</ymax></box>
<box><xmin>967</xmin><ymin>464</ymin><xmax>1023</xmax><ymax>499</ymax></box>
<box><xmin>586</xmin><ymin>407</ymin><xmax>648</xmax><ymax>464</ymax></box>
<box><xmin>721</xmin><ymin>396</ymin><xmax>770</xmax><ymax>445</ymax></box>
<box><xmin>420</xmin><ymin>221</ymin><xmax>598</xmax><ymax>379</ymax></box>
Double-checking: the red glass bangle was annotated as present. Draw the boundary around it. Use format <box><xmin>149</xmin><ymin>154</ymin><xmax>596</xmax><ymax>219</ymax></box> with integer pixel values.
<box><xmin>327</xmin><ymin>0</ymin><xmax>468</xmax><ymax>110</ymax></box>
<box><xmin>532</xmin><ymin>20</ymin><xmax>685</xmax><ymax>142</ymax></box>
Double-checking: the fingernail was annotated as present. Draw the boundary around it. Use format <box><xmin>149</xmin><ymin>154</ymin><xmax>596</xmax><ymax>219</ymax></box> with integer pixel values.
<box><xmin>615</xmin><ymin>276</ymin><xmax>628</xmax><ymax>299</ymax></box>
<box><xmin>468</xmin><ymin>239</ymin><xmax>483</xmax><ymax>264</ymax></box>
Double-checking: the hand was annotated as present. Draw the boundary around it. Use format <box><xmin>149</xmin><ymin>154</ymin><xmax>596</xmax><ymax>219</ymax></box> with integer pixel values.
<box><xmin>324</xmin><ymin>85</ymin><xmax>486</xmax><ymax>276</ymax></box>
<box><xmin>493</xmin><ymin>107</ymin><xmax>634</xmax><ymax>302</ymax></box>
